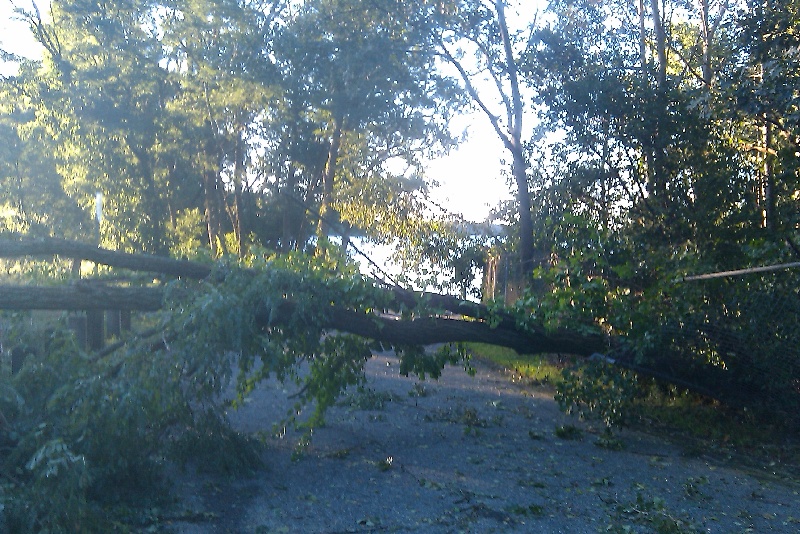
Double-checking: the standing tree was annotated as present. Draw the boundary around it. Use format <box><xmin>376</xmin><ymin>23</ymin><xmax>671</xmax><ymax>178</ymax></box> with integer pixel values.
<box><xmin>737</xmin><ymin>0</ymin><xmax>800</xmax><ymax>242</ymax></box>
<box><xmin>16</xmin><ymin>0</ymin><xmax>179</xmax><ymax>253</ymax></box>
<box><xmin>430</xmin><ymin>0</ymin><xmax>537</xmax><ymax>280</ymax></box>
<box><xmin>159</xmin><ymin>0</ymin><xmax>282</xmax><ymax>256</ymax></box>
<box><xmin>272</xmin><ymin>0</ymin><xmax>458</xmax><ymax>253</ymax></box>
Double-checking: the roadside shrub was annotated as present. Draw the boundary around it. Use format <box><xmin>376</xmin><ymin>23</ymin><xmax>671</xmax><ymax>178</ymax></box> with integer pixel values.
<box><xmin>555</xmin><ymin>358</ymin><xmax>641</xmax><ymax>429</ymax></box>
<box><xmin>0</xmin><ymin>320</ymin><xmax>252</xmax><ymax>532</ymax></box>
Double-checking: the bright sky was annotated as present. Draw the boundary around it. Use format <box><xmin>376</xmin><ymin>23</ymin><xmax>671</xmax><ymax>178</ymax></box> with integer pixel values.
<box><xmin>0</xmin><ymin>0</ymin><xmax>512</xmax><ymax>223</ymax></box>
<box><xmin>1</xmin><ymin>1</ymin><xmax>44</xmax><ymax>70</ymax></box>
<box><xmin>427</xmin><ymin>117</ymin><xmax>511</xmax><ymax>222</ymax></box>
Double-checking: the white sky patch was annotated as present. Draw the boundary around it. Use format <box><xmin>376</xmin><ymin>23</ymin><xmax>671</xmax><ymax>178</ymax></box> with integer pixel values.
<box><xmin>427</xmin><ymin>112</ymin><xmax>512</xmax><ymax>223</ymax></box>
<box><xmin>1</xmin><ymin>1</ymin><xmax>47</xmax><ymax>76</ymax></box>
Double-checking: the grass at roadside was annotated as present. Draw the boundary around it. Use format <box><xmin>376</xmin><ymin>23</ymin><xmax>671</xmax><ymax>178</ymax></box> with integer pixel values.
<box><xmin>467</xmin><ymin>342</ymin><xmax>800</xmax><ymax>480</ymax></box>
<box><xmin>464</xmin><ymin>343</ymin><xmax>568</xmax><ymax>386</ymax></box>
<box><xmin>629</xmin><ymin>388</ymin><xmax>800</xmax><ymax>478</ymax></box>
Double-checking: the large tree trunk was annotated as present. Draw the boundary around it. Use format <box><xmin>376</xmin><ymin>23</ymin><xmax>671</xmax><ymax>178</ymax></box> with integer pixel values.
<box><xmin>651</xmin><ymin>0</ymin><xmax>667</xmax><ymax>90</ymax></box>
<box><xmin>698</xmin><ymin>0</ymin><xmax>712</xmax><ymax>87</ymax></box>
<box><xmin>439</xmin><ymin>2</ymin><xmax>535</xmax><ymax>284</ymax></box>
<box><xmin>638</xmin><ymin>0</ymin><xmax>648</xmax><ymax>70</ymax></box>
<box><xmin>0</xmin><ymin>283</ymin><xmax>604</xmax><ymax>356</ymax></box>
<box><xmin>496</xmin><ymin>0</ymin><xmax>534</xmax><ymax>280</ymax></box>
<box><xmin>317</xmin><ymin>117</ymin><xmax>343</xmax><ymax>241</ymax></box>
<box><xmin>649</xmin><ymin>0</ymin><xmax>669</xmax><ymax>203</ymax></box>
<box><xmin>232</xmin><ymin>130</ymin><xmax>246</xmax><ymax>257</ymax></box>
<box><xmin>203</xmin><ymin>167</ymin><xmax>226</xmax><ymax>256</ymax></box>
<box><xmin>0</xmin><ymin>235</ymin><xmax>604</xmax><ymax>356</ymax></box>
<box><xmin>512</xmin><ymin>145</ymin><xmax>534</xmax><ymax>278</ymax></box>
<box><xmin>0</xmin><ymin>284</ymin><xmax>165</xmax><ymax>311</ymax></box>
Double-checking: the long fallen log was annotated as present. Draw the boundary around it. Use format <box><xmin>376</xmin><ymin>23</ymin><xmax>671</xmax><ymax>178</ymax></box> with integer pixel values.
<box><xmin>0</xmin><ymin>235</ymin><xmax>212</xmax><ymax>279</ymax></box>
<box><xmin>0</xmin><ymin>283</ymin><xmax>165</xmax><ymax>311</ymax></box>
<box><xmin>0</xmin><ymin>235</ymin><xmax>553</xmax><ymax>344</ymax></box>
<box><xmin>0</xmin><ymin>236</ymin><xmax>760</xmax><ymax>407</ymax></box>
<box><xmin>0</xmin><ymin>284</ymin><xmax>605</xmax><ymax>356</ymax></box>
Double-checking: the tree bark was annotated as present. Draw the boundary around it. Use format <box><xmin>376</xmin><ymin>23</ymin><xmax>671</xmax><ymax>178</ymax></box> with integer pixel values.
<box><xmin>0</xmin><ymin>283</ymin><xmax>605</xmax><ymax>356</ymax></box>
<box><xmin>0</xmin><ymin>284</ymin><xmax>165</xmax><ymax>311</ymax></box>
<box><xmin>232</xmin><ymin>130</ymin><xmax>246</xmax><ymax>258</ymax></box>
<box><xmin>647</xmin><ymin>0</ymin><xmax>669</xmax><ymax>203</ymax></box>
<box><xmin>698</xmin><ymin>0</ymin><xmax>712</xmax><ymax>87</ymax></box>
<box><xmin>203</xmin><ymin>167</ymin><xmax>225</xmax><ymax>256</ymax></box>
<box><xmin>27</xmin><ymin>289</ymin><xmax>746</xmax><ymax>411</ymax></box>
<box><xmin>651</xmin><ymin>0</ymin><xmax>667</xmax><ymax>90</ymax></box>
<box><xmin>317</xmin><ymin>117</ymin><xmax>343</xmax><ymax>240</ymax></box>
<box><xmin>638</xmin><ymin>0</ymin><xmax>648</xmax><ymax>70</ymax></box>
<box><xmin>0</xmin><ymin>236</ymin><xmax>754</xmax><ymax>405</ymax></box>
<box><xmin>0</xmin><ymin>235</ymin><xmax>213</xmax><ymax>279</ymax></box>
<box><xmin>328</xmin><ymin>309</ymin><xmax>602</xmax><ymax>355</ymax></box>
<box><xmin>762</xmin><ymin>115</ymin><xmax>775</xmax><ymax>231</ymax></box>
<box><xmin>439</xmin><ymin>2</ymin><xmax>535</xmax><ymax>283</ymax></box>
<box><xmin>0</xmin><ymin>235</ymin><xmax>608</xmax><ymax>355</ymax></box>
<box><xmin>497</xmin><ymin>0</ymin><xmax>534</xmax><ymax>280</ymax></box>
<box><xmin>0</xmin><ymin>235</ymin><xmax>537</xmax><ymax>331</ymax></box>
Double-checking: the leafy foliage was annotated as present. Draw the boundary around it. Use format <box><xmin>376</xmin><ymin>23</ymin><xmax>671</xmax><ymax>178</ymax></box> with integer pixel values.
<box><xmin>2</xmin><ymin>322</ymin><xmax>189</xmax><ymax>531</ymax></box>
<box><xmin>3</xmin><ymin>0</ymin><xmax>800</xmax><ymax>528</ymax></box>
<box><xmin>517</xmin><ymin>0</ymin><xmax>800</xmax><ymax>427</ymax></box>
<box><xmin>555</xmin><ymin>359</ymin><xmax>641</xmax><ymax>429</ymax></box>
<box><xmin>1</xmin><ymin>248</ymin><xmax>480</xmax><ymax>531</ymax></box>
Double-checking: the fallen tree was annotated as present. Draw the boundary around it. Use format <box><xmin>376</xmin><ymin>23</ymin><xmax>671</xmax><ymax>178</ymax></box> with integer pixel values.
<box><xmin>0</xmin><ymin>235</ymin><xmax>775</xmax><ymax>411</ymax></box>
<box><xmin>0</xmin><ymin>235</ymin><xmax>606</xmax><ymax>356</ymax></box>
<box><xmin>0</xmin><ymin>233</ymin><xmax>212</xmax><ymax>279</ymax></box>
<box><xmin>2</xmin><ymin>235</ymin><xmax>794</xmax><ymax>534</ymax></box>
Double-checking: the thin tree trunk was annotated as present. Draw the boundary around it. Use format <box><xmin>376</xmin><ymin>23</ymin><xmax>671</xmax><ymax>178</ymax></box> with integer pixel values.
<box><xmin>651</xmin><ymin>0</ymin><xmax>667</xmax><ymax>90</ymax></box>
<box><xmin>233</xmin><ymin>131</ymin><xmax>246</xmax><ymax>258</ymax></box>
<box><xmin>763</xmin><ymin>116</ymin><xmax>775</xmax><ymax>231</ymax></box>
<box><xmin>496</xmin><ymin>0</ymin><xmax>534</xmax><ymax>279</ymax></box>
<box><xmin>317</xmin><ymin>117</ymin><xmax>343</xmax><ymax>241</ymax></box>
<box><xmin>698</xmin><ymin>0</ymin><xmax>712</xmax><ymax>87</ymax></box>
<box><xmin>282</xmin><ymin>164</ymin><xmax>299</xmax><ymax>251</ymax></box>
<box><xmin>638</xmin><ymin>0</ymin><xmax>648</xmax><ymax>70</ymax></box>
<box><xmin>649</xmin><ymin>0</ymin><xmax>668</xmax><ymax>203</ymax></box>
<box><xmin>203</xmin><ymin>168</ymin><xmax>225</xmax><ymax>256</ymax></box>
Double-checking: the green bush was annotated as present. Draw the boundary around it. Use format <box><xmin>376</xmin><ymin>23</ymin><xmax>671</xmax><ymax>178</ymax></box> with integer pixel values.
<box><xmin>1</xmin><ymin>250</ymin><xmax>474</xmax><ymax>531</ymax></box>
<box><xmin>555</xmin><ymin>358</ymin><xmax>641</xmax><ymax>429</ymax></box>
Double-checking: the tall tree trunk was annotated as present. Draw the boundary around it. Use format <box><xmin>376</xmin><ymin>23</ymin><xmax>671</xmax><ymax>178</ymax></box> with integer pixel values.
<box><xmin>282</xmin><ymin>164</ymin><xmax>299</xmax><ymax>252</ymax></box>
<box><xmin>232</xmin><ymin>131</ymin><xmax>246</xmax><ymax>258</ymax></box>
<box><xmin>438</xmin><ymin>1</ymin><xmax>534</xmax><ymax>284</ymax></box>
<box><xmin>763</xmin><ymin>116</ymin><xmax>775</xmax><ymax>231</ymax></box>
<box><xmin>130</xmin><ymin>144</ymin><xmax>167</xmax><ymax>254</ymax></box>
<box><xmin>317</xmin><ymin>117</ymin><xmax>343</xmax><ymax>241</ymax></box>
<box><xmin>203</xmin><ymin>167</ymin><xmax>226</xmax><ymax>256</ymax></box>
<box><xmin>512</xmin><ymin>146</ymin><xmax>534</xmax><ymax>278</ymax></box>
<box><xmin>649</xmin><ymin>0</ymin><xmax>668</xmax><ymax>204</ymax></box>
<box><xmin>638</xmin><ymin>0</ymin><xmax>648</xmax><ymax>70</ymax></box>
<box><xmin>698</xmin><ymin>0</ymin><xmax>712</xmax><ymax>87</ymax></box>
<box><xmin>651</xmin><ymin>0</ymin><xmax>667</xmax><ymax>90</ymax></box>
<box><xmin>496</xmin><ymin>0</ymin><xmax>534</xmax><ymax>280</ymax></box>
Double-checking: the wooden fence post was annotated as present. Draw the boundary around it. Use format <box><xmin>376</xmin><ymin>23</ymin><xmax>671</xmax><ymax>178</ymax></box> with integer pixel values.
<box><xmin>105</xmin><ymin>310</ymin><xmax>121</xmax><ymax>339</ymax></box>
<box><xmin>86</xmin><ymin>309</ymin><xmax>104</xmax><ymax>350</ymax></box>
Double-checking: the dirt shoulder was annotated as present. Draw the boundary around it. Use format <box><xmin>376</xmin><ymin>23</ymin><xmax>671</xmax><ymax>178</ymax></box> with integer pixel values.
<box><xmin>167</xmin><ymin>353</ymin><xmax>800</xmax><ymax>533</ymax></box>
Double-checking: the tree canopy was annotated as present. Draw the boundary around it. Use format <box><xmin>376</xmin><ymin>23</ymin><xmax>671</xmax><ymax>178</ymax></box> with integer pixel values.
<box><xmin>1</xmin><ymin>0</ymin><xmax>800</xmax><ymax>530</ymax></box>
